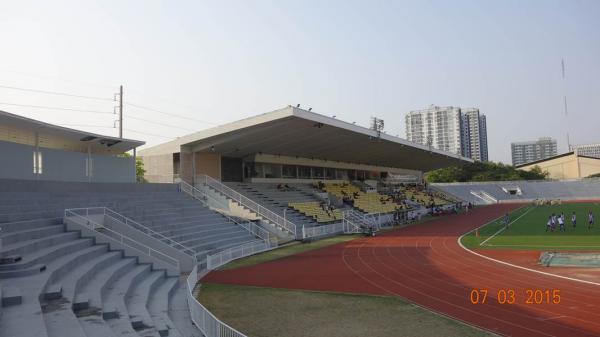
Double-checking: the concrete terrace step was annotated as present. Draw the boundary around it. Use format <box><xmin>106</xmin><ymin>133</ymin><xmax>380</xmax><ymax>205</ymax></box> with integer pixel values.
<box><xmin>0</xmin><ymin>237</ymin><xmax>94</xmax><ymax>278</ymax></box>
<box><xmin>0</xmin><ymin>224</ymin><xmax>65</xmax><ymax>246</ymax></box>
<box><xmin>167</xmin><ymin>225</ymin><xmax>246</xmax><ymax>243</ymax></box>
<box><xmin>0</xmin><ymin>217</ymin><xmax>62</xmax><ymax>234</ymax></box>
<box><xmin>167</xmin><ymin>280</ymin><xmax>202</xmax><ymax>337</ymax></box>
<box><xmin>0</xmin><ymin>231</ymin><xmax>80</xmax><ymax>264</ymax></box>
<box><xmin>191</xmin><ymin>233</ymin><xmax>259</xmax><ymax>253</ymax></box>
<box><xmin>180</xmin><ymin>228</ymin><xmax>253</xmax><ymax>249</ymax></box>
<box><xmin>102</xmin><ymin>263</ymin><xmax>153</xmax><ymax>337</ymax></box>
<box><xmin>157</xmin><ymin>221</ymin><xmax>233</xmax><ymax>237</ymax></box>
<box><xmin>148</xmin><ymin>277</ymin><xmax>182</xmax><ymax>337</ymax></box>
<box><xmin>41</xmin><ymin>244</ymin><xmax>109</xmax><ymax>300</ymax></box>
<box><xmin>126</xmin><ymin>270</ymin><xmax>165</xmax><ymax>334</ymax></box>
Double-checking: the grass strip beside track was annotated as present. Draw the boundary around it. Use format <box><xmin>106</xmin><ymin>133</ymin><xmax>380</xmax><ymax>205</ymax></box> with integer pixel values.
<box><xmin>198</xmin><ymin>283</ymin><xmax>494</xmax><ymax>337</ymax></box>
<box><xmin>219</xmin><ymin>235</ymin><xmax>361</xmax><ymax>270</ymax></box>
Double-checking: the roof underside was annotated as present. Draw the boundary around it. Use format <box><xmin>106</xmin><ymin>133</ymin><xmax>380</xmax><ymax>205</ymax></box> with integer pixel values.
<box><xmin>0</xmin><ymin>110</ymin><xmax>144</xmax><ymax>153</ymax></box>
<box><xmin>178</xmin><ymin>107</ymin><xmax>471</xmax><ymax>172</ymax></box>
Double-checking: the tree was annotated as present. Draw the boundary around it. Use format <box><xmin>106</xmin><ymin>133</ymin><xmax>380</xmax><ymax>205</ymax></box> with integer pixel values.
<box><xmin>119</xmin><ymin>153</ymin><xmax>147</xmax><ymax>183</ymax></box>
<box><xmin>425</xmin><ymin>162</ymin><xmax>548</xmax><ymax>183</ymax></box>
<box><xmin>136</xmin><ymin>158</ymin><xmax>147</xmax><ymax>183</ymax></box>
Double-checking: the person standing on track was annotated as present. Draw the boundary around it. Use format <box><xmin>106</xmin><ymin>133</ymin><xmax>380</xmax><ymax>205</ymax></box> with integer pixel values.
<box><xmin>558</xmin><ymin>213</ymin><xmax>565</xmax><ymax>232</ymax></box>
<box><xmin>571</xmin><ymin>211</ymin><xmax>577</xmax><ymax>228</ymax></box>
<box><xmin>589</xmin><ymin>211</ymin><xmax>595</xmax><ymax>230</ymax></box>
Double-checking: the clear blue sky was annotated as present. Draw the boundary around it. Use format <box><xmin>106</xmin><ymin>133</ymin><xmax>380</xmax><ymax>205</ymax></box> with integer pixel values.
<box><xmin>0</xmin><ymin>0</ymin><xmax>598</xmax><ymax>163</ymax></box>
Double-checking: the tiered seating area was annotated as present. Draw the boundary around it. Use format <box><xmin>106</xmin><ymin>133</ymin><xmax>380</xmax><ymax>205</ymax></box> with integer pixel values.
<box><xmin>0</xmin><ymin>180</ymin><xmax>273</xmax><ymax>337</ymax></box>
<box><xmin>402</xmin><ymin>185</ymin><xmax>452</xmax><ymax>206</ymax></box>
<box><xmin>224</xmin><ymin>182</ymin><xmax>336</xmax><ymax>230</ymax></box>
<box><xmin>322</xmin><ymin>183</ymin><xmax>407</xmax><ymax>214</ymax></box>
<box><xmin>432</xmin><ymin>179</ymin><xmax>600</xmax><ymax>205</ymax></box>
<box><xmin>288</xmin><ymin>201</ymin><xmax>343</xmax><ymax>223</ymax></box>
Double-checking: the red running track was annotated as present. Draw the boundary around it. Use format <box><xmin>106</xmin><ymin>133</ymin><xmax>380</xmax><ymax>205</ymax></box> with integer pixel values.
<box><xmin>204</xmin><ymin>204</ymin><xmax>600</xmax><ymax>337</ymax></box>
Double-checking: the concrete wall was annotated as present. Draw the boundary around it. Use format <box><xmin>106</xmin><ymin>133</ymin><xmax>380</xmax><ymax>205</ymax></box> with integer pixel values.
<box><xmin>195</xmin><ymin>152</ymin><xmax>221</xmax><ymax>180</ymax></box>
<box><xmin>520</xmin><ymin>153</ymin><xmax>600</xmax><ymax>179</ymax></box>
<box><xmin>0</xmin><ymin>140</ymin><xmax>135</xmax><ymax>183</ymax></box>
<box><xmin>141</xmin><ymin>153</ymin><xmax>175</xmax><ymax>183</ymax></box>
<box><xmin>579</xmin><ymin>157</ymin><xmax>600</xmax><ymax>178</ymax></box>
<box><xmin>520</xmin><ymin>154</ymin><xmax>577</xmax><ymax>179</ymax></box>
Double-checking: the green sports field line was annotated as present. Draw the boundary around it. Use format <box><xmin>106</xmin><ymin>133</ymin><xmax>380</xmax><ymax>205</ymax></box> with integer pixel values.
<box><xmin>464</xmin><ymin>202</ymin><xmax>600</xmax><ymax>251</ymax></box>
<box><xmin>479</xmin><ymin>205</ymin><xmax>536</xmax><ymax>246</ymax></box>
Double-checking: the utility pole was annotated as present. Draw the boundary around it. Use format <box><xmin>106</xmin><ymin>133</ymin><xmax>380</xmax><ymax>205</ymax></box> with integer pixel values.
<box><xmin>119</xmin><ymin>85</ymin><xmax>123</xmax><ymax>139</ymax></box>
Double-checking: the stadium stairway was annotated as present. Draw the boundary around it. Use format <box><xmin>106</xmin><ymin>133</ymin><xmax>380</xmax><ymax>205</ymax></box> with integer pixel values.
<box><xmin>0</xmin><ymin>187</ymin><xmax>212</xmax><ymax>337</ymax></box>
<box><xmin>222</xmin><ymin>182</ymin><xmax>340</xmax><ymax>231</ymax></box>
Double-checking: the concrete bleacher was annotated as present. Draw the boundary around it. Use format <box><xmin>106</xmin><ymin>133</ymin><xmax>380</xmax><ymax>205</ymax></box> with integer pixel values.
<box><xmin>432</xmin><ymin>179</ymin><xmax>600</xmax><ymax>205</ymax></box>
<box><xmin>288</xmin><ymin>201</ymin><xmax>344</xmax><ymax>223</ymax></box>
<box><xmin>322</xmin><ymin>182</ymin><xmax>407</xmax><ymax>214</ymax></box>
<box><xmin>224</xmin><ymin>182</ymin><xmax>332</xmax><ymax>229</ymax></box>
<box><xmin>0</xmin><ymin>179</ymin><xmax>269</xmax><ymax>337</ymax></box>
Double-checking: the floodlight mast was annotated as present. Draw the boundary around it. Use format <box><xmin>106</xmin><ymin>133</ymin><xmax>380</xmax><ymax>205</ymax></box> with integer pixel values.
<box><xmin>370</xmin><ymin>117</ymin><xmax>385</xmax><ymax>138</ymax></box>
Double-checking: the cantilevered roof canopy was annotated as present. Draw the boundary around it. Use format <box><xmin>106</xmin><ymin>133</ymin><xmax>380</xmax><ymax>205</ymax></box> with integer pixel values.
<box><xmin>0</xmin><ymin>110</ymin><xmax>144</xmax><ymax>153</ymax></box>
<box><xmin>140</xmin><ymin>106</ymin><xmax>472</xmax><ymax>171</ymax></box>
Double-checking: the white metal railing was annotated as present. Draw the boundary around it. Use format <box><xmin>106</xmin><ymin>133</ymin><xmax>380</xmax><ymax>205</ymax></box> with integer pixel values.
<box><xmin>206</xmin><ymin>240</ymin><xmax>275</xmax><ymax>270</ymax></box>
<box><xmin>197</xmin><ymin>175</ymin><xmax>297</xmax><ymax>237</ymax></box>
<box><xmin>302</xmin><ymin>222</ymin><xmax>345</xmax><ymax>238</ymax></box>
<box><xmin>186</xmin><ymin>266</ymin><xmax>247</xmax><ymax>337</ymax></box>
<box><xmin>64</xmin><ymin>208</ymin><xmax>181</xmax><ymax>270</ymax></box>
<box><xmin>67</xmin><ymin>207</ymin><xmax>197</xmax><ymax>258</ymax></box>
<box><xmin>179</xmin><ymin>181</ymin><xmax>276</xmax><ymax>247</ymax></box>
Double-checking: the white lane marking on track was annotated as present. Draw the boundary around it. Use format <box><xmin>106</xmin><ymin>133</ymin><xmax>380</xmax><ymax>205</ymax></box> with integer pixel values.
<box><xmin>342</xmin><ymin>234</ymin><xmax>558</xmax><ymax>337</ymax></box>
<box><xmin>537</xmin><ymin>315</ymin><xmax>567</xmax><ymax>321</ymax></box>
<box><xmin>479</xmin><ymin>206</ymin><xmax>536</xmax><ymax>246</ymax></box>
<box><xmin>458</xmin><ymin>208</ymin><xmax>600</xmax><ymax>287</ymax></box>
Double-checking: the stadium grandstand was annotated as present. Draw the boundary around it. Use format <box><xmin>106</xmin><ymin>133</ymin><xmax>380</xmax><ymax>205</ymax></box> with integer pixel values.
<box><xmin>139</xmin><ymin>105</ymin><xmax>470</xmax><ymax>239</ymax></box>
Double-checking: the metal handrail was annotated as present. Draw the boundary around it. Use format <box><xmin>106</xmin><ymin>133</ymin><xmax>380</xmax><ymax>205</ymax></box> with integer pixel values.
<box><xmin>64</xmin><ymin>208</ymin><xmax>181</xmax><ymax>270</ymax></box>
<box><xmin>67</xmin><ymin>207</ymin><xmax>197</xmax><ymax>258</ymax></box>
<box><xmin>179</xmin><ymin>181</ymin><xmax>275</xmax><ymax>245</ymax></box>
<box><xmin>186</xmin><ymin>266</ymin><xmax>247</xmax><ymax>337</ymax></box>
<box><xmin>192</xmin><ymin>176</ymin><xmax>297</xmax><ymax>236</ymax></box>
<box><xmin>206</xmin><ymin>240</ymin><xmax>274</xmax><ymax>270</ymax></box>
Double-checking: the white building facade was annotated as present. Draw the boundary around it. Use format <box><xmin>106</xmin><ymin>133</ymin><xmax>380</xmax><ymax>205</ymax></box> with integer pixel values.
<box><xmin>570</xmin><ymin>143</ymin><xmax>600</xmax><ymax>159</ymax></box>
<box><xmin>511</xmin><ymin>137</ymin><xmax>558</xmax><ymax>166</ymax></box>
<box><xmin>405</xmin><ymin>105</ymin><xmax>488</xmax><ymax>161</ymax></box>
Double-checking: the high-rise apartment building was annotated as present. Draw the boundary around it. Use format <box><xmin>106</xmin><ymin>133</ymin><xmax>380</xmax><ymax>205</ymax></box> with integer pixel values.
<box><xmin>405</xmin><ymin>105</ymin><xmax>488</xmax><ymax>161</ymax></box>
<box><xmin>511</xmin><ymin>137</ymin><xmax>558</xmax><ymax>166</ymax></box>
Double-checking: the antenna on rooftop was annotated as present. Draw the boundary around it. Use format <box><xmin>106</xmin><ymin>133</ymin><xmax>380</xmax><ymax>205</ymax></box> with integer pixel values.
<box><xmin>561</xmin><ymin>58</ymin><xmax>570</xmax><ymax>150</ymax></box>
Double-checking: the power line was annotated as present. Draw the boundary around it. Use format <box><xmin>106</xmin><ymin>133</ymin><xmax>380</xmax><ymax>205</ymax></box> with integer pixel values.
<box><xmin>127</xmin><ymin>114</ymin><xmax>198</xmax><ymax>132</ymax></box>
<box><xmin>60</xmin><ymin>124</ymin><xmax>114</xmax><ymax>129</ymax></box>
<box><xmin>0</xmin><ymin>101</ymin><xmax>114</xmax><ymax>114</ymax></box>
<box><xmin>123</xmin><ymin>128</ymin><xmax>178</xmax><ymax>139</ymax></box>
<box><xmin>125</xmin><ymin>101</ymin><xmax>216</xmax><ymax>125</ymax></box>
<box><xmin>0</xmin><ymin>84</ymin><xmax>113</xmax><ymax>102</ymax></box>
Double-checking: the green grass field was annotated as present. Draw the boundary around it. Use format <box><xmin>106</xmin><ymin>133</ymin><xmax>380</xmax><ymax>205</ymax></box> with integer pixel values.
<box><xmin>199</xmin><ymin>283</ymin><xmax>493</xmax><ymax>337</ymax></box>
<box><xmin>462</xmin><ymin>203</ymin><xmax>600</xmax><ymax>250</ymax></box>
